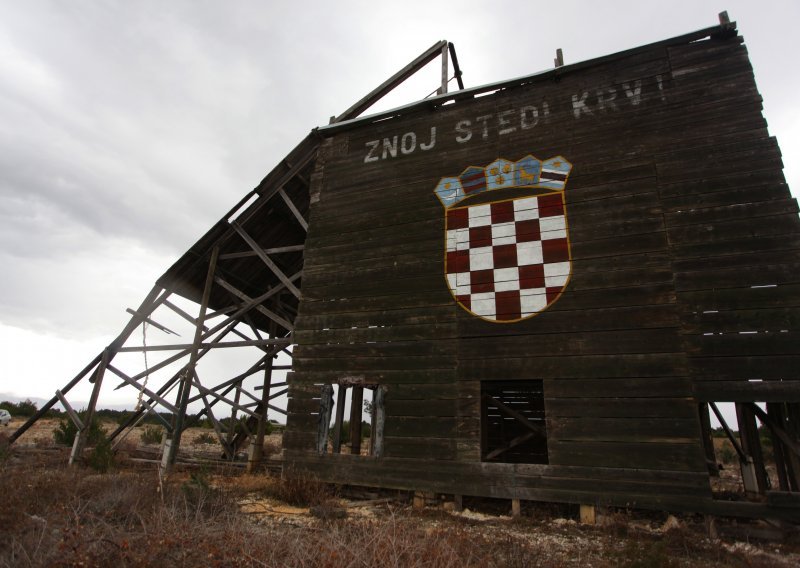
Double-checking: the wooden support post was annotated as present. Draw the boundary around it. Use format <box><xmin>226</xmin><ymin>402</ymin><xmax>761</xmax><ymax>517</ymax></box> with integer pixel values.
<box><xmin>248</xmin><ymin>323</ymin><xmax>276</xmax><ymax>472</ymax></box>
<box><xmin>580</xmin><ymin>504</ymin><xmax>596</xmax><ymax>525</ymax></box>
<box><xmin>226</xmin><ymin>386</ymin><xmax>243</xmax><ymax>448</ymax></box>
<box><xmin>511</xmin><ymin>499</ymin><xmax>521</xmax><ymax>518</ymax></box>
<box><xmin>453</xmin><ymin>494</ymin><xmax>463</xmax><ymax>512</ymax></box>
<box><xmin>372</xmin><ymin>386</ymin><xmax>385</xmax><ymax>458</ymax></box>
<box><xmin>439</xmin><ymin>43</ymin><xmax>449</xmax><ymax>95</ymax></box>
<box><xmin>413</xmin><ymin>491</ymin><xmax>425</xmax><ymax>510</ymax></box>
<box><xmin>164</xmin><ymin>247</ymin><xmax>219</xmax><ymax>472</ymax></box>
<box><xmin>332</xmin><ymin>385</ymin><xmax>347</xmax><ymax>453</ymax></box>
<box><xmin>317</xmin><ymin>384</ymin><xmax>334</xmax><ymax>454</ymax></box>
<box><xmin>769</xmin><ymin>403</ymin><xmax>791</xmax><ymax>491</ymax></box>
<box><xmin>705</xmin><ymin>516</ymin><xmax>719</xmax><ymax>540</ymax></box>
<box><xmin>350</xmin><ymin>385</ymin><xmax>363</xmax><ymax>455</ymax></box>
<box><xmin>736</xmin><ymin>403</ymin><xmax>768</xmax><ymax>495</ymax></box>
<box><xmin>698</xmin><ymin>403</ymin><xmax>719</xmax><ymax>476</ymax></box>
<box><xmin>786</xmin><ymin>403</ymin><xmax>800</xmax><ymax>490</ymax></box>
<box><xmin>448</xmin><ymin>42</ymin><xmax>464</xmax><ymax>90</ymax></box>
<box><xmin>70</xmin><ymin>349</ymin><xmax>110</xmax><ymax>465</ymax></box>
<box><xmin>554</xmin><ymin>48</ymin><xmax>564</xmax><ymax>68</ymax></box>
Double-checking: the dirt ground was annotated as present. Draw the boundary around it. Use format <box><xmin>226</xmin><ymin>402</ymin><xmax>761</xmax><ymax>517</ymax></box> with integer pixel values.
<box><xmin>2</xmin><ymin>417</ymin><xmax>799</xmax><ymax>567</ymax></box>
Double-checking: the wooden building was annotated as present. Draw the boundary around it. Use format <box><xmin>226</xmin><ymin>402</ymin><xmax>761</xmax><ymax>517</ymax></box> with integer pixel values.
<box><xmin>282</xmin><ymin>21</ymin><xmax>800</xmax><ymax>520</ymax></box>
<box><xmin>11</xmin><ymin>18</ymin><xmax>799</xmax><ymax>521</ymax></box>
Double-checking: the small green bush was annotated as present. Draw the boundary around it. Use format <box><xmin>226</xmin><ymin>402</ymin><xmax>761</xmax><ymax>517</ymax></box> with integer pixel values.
<box><xmin>140</xmin><ymin>425</ymin><xmax>164</xmax><ymax>445</ymax></box>
<box><xmin>0</xmin><ymin>399</ymin><xmax>38</xmax><ymax>417</ymax></box>
<box><xmin>87</xmin><ymin>436</ymin><xmax>114</xmax><ymax>473</ymax></box>
<box><xmin>53</xmin><ymin>411</ymin><xmax>105</xmax><ymax>446</ymax></box>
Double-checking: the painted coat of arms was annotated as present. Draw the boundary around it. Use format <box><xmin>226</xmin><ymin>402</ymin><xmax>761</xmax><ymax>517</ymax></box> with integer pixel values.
<box><xmin>434</xmin><ymin>155</ymin><xmax>573</xmax><ymax>322</ymax></box>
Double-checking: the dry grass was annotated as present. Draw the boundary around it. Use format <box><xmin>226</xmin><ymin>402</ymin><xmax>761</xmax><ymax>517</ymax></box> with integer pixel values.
<box><xmin>1</xmin><ymin>433</ymin><xmax>798</xmax><ymax>567</ymax></box>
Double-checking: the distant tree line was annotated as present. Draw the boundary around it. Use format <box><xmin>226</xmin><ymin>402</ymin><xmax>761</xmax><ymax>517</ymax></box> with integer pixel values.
<box><xmin>0</xmin><ymin>399</ymin><xmax>285</xmax><ymax>432</ymax></box>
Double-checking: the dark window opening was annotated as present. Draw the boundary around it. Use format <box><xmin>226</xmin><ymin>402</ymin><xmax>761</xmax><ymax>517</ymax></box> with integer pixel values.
<box><xmin>316</xmin><ymin>383</ymin><xmax>384</xmax><ymax>457</ymax></box>
<box><xmin>481</xmin><ymin>380</ymin><xmax>548</xmax><ymax>464</ymax></box>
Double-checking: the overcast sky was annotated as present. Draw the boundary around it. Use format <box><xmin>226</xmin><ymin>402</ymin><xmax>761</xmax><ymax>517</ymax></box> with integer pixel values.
<box><xmin>1</xmin><ymin>1</ymin><xmax>798</xmax><ymax>410</ymax></box>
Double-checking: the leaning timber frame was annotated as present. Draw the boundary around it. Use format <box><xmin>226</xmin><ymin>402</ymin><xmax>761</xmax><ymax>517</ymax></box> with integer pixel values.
<box><xmin>9</xmin><ymin>40</ymin><xmax>464</xmax><ymax>471</ymax></box>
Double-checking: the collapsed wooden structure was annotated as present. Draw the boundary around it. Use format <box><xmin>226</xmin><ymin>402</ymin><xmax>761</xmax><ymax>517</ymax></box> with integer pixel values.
<box><xmin>11</xmin><ymin>15</ymin><xmax>800</xmax><ymax>520</ymax></box>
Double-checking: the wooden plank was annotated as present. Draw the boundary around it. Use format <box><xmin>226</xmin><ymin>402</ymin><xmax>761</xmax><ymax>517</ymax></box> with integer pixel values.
<box><xmin>459</xmin><ymin>353</ymin><xmax>688</xmax><ymax>380</ymax></box>
<box><xmin>547</xmin><ymin>440</ymin><xmax>706</xmax><ymax>471</ymax></box>
<box><xmin>546</xmin><ymin>398</ymin><xmax>697</xmax><ymax>419</ymax></box>
<box><xmin>546</xmin><ymin>377</ymin><xmax>692</xmax><ymax>398</ymax></box>
<box><xmin>694</xmin><ymin>381</ymin><xmax>800</xmax><ymax>402</ymax></box>
<box><xmin>689</xmin><ymin>356</ymin><xmax>800</xmax><ymax>381</ymax></box>
<box><xmin>548</xmin><ymin>417</ymin><xmax>701</xmax><ymax>442</ymax></box>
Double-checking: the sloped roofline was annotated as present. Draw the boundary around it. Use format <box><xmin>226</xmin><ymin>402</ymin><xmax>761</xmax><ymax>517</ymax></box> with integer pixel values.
<box><xmin>315</xmin><ymin>21</ymin><xmax>736</xmax><ymax>137</ymax></box>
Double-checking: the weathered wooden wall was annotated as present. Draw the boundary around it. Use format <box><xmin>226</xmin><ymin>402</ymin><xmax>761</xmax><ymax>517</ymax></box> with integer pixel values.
<box><xmin>283</xmin><ymin>26</ymin><xmax>800</xmax><ymax>516</ymax></box>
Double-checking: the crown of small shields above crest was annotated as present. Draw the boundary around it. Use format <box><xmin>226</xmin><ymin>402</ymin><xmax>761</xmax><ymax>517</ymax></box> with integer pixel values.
<box><xmin>434</xmin><ymin>155</ymin><xmax>572</xmax><ymax>208</ymax></box>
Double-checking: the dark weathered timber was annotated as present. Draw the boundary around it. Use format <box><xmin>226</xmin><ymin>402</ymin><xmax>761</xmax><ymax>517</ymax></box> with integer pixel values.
<box><xmin>224</xmin><ymin>21</ymin><xmax>800</xmax><ymax>522</ymax></box>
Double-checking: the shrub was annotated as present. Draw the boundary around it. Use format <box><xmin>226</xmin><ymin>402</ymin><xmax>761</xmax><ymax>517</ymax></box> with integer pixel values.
<box><xmin>718</xmin><ymin>442</ymin><xmax>737</xmax><ymax>465</ymax></box>
<box><xmin>53</xmin><ymin>411</ymin><xmax>105</xmax><ymax>446</ymax></box>
<box><xmin>87</xmin><ymin>436</ymin><xmax>114</xmax><ymax>473</ymax></box>
<box><xmin>0</xmin><ymin>399</ymin><xmax>38</xmax><ymax>417</ymax></box>
<box><xmin>140</xmin><ymin>425</ymin><xmax>164</xmax><ymax>445</ymax></box>
<box><xmin>195</xmin><ymin>432</ymin><xmax>216</xmax><ymax>445</ymax></box>
<box><xmin>275</xmin><ymin>469</ymin><xmax>334</xmax><ymax>507</ymax></box>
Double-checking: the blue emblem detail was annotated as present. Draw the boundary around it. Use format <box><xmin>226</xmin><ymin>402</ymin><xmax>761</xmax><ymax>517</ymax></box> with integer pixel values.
<box><xmin>434</xmin><ymin>177</ymin><xmax>464</xmax><ymax>208</ymax></box>
<box><xmin>486</xmin><ymin>159</ymin><xmax>515</xmax><ymax>191</ymax></box>
<box><xmin>539</xmin><ymin>156</ymin><xmax>572</xmax><ymax>190</ymax></box>
<box><xmin>515</xmin><ymin>155</ymin><xmax>541</xmax><ymax>186</ymax></box>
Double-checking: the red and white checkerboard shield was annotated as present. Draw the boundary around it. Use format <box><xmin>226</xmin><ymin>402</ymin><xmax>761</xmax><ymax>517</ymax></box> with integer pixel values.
<box><xmin>444</xmin><ymin>193</ymin><xmax>571</xmax><ymax>322</ymax></box>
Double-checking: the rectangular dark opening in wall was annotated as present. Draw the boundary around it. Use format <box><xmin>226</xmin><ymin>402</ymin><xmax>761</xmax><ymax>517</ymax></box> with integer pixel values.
<box><xmin>316</xmin><ymin>383</ymin><xmax>385</xmax><ymax>457</ymax></box>
<box><xmin>481</xmin><ymin>380</ymin><xmax>548</xmax><ymax>464</ymax></box>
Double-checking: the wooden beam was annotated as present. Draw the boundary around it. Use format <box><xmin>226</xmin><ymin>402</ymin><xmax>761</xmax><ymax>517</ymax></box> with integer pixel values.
<box><xmin>230</xmin><ymin>221</ymin><xmax>302</xmax><ymax>299</ymax></box>
<box><xmin>709</xmin><ymin>402</ymin><xmax>748</xmax><ymax>461</ymax></box>
<box><xmin>192</xmin><ymin>379</ymin><xmax>258</xmax><ymax>418</ymax></box>
<box><xmin>350</xmin><ymin>386</ymin><xmax>363</xmax><ymax>455</ymax></box>
<box><xmin>106</xmin><ymin>364</ymin><xmax>178</xmax><ymax>413</ymax></box>
<box><xmin>219</xmin><ymin>244</ymin><xmax>304</xmax><ymax>260</ymax></box>
<box><xmin>199</xmin><ymin>390</ymin><xmax>234</xmax><ymax>460</ymax></box>
<box><xmin>166</xmin><ymin>247</ymin><xmax>219</xmax><ymax>469</ymax></box>
<box><xmin>204</xmin><ymin>269</ymin><xmax>302</xmax><ymax>328</ymax></box>
<box><xmin>55</xmin><ymin>390</ymin><xmax>83</xmax><ymax>430</ymax></box>
<box><xmin>439</xmin><ymin>43</ymin><xmax>448</xmax><ymax>95</ymax></box>
<box><xmin>70</xmin><ymin>348</ymin><xmax>112</xmax><ymax>465</ymax></box>
<box><xmin>317</xmin><ymin>384</ymin><xmax>334</xmax><ymax>454</ymax></box>
<box><xmin>9</xmin><ymin>352</ymin><xmax>102</xmax><ymax>444</ymax></box>
<box><xmin>749</xmin><ymin>403</ymin><xmax>800</xmax><ymax>458</ymax></box>
<box><xmin>135</xmin><ymin>398</ymin><xmax>174</xmax><ymax>432</ymax></box>
<box><xmin>215</xmin><ymin>276</ymin><xmax>295</xmax><ymax>331</ymax></box>
<box><xmin>278</xmin><ymin>188</ymin><xmax>308</xmax><ymax>231</ymax></box>
<box><xmin>163</xmin><ymin>299</ymin><xmax>208</xmax><ymax>332</ymax></box>
<box><xmin>555</xmin><ymin>48</ymin><xmax>564</xmax><ymax>68</ymax></box>
<box><xmin>334</xmin><ymin>40</ymin><xmax>447</xmax><ymax>122</ymax></box>
<box><xmin>332</xmin><ymin>385</ymin><xmax>347</xmax><ymax>454</ymax></box>
<box><xmin>125</xmin><ymin>308</ymin><xmax>179</xmax><ymax>336</ymax></box>
<box><xmin>116</xmin><ymin>337</ymin><xmax>291</xmax><ymax>353</ymax></box>
<box><xmin>448</xmin><ymin>42</ymin><xmax>464</xmax><ymax>90</ymax></box>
